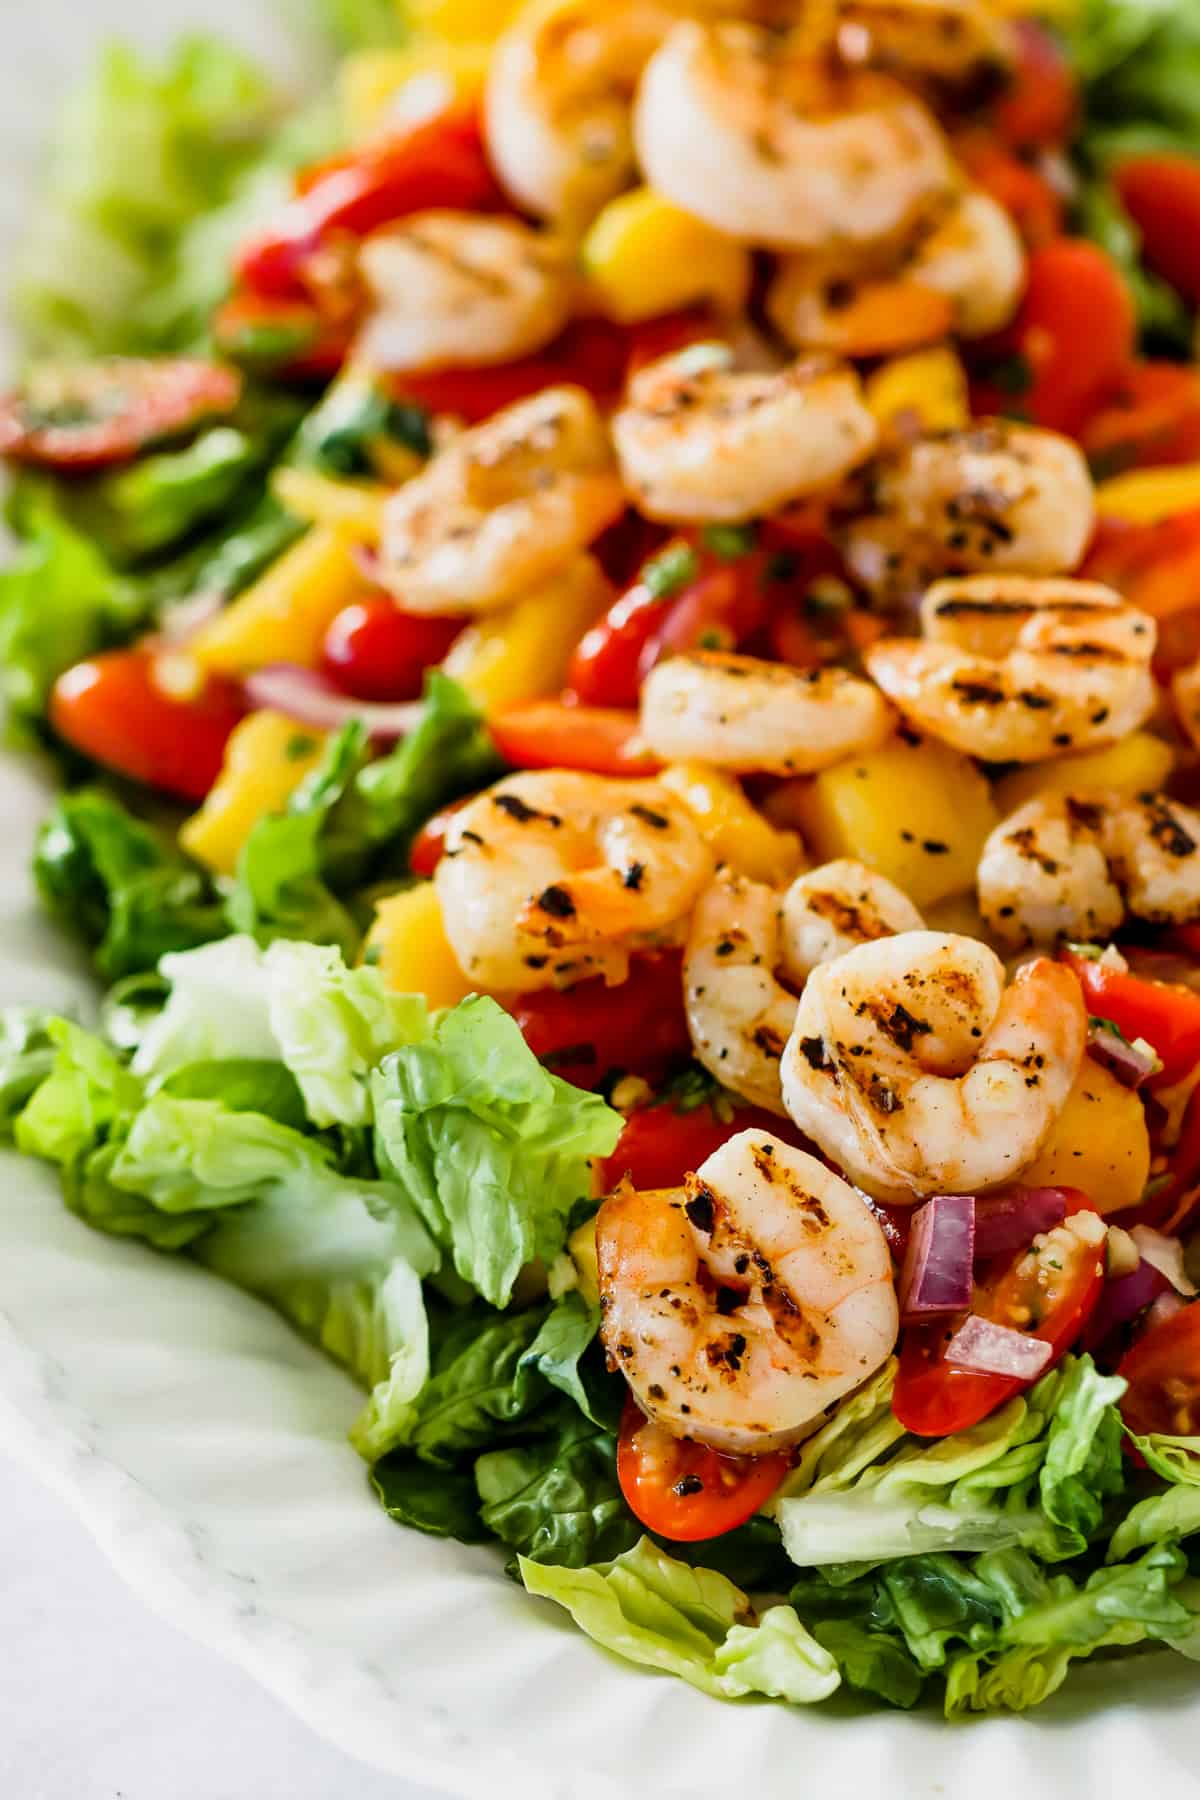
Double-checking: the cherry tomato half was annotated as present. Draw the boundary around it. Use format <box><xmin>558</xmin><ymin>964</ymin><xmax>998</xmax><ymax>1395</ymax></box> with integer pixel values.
<box><xmin>1118</xmin><ymin>1301</ymin><xmax>1200</xmax><ymax>1436</ymax></box>
<box><xmin>616</xmin><ymin>1398</ymin><xmax>791</xmax><ymax>1542</ymax></box>
<box><xmin>894</xmin><ymin>1198</ymin><xmax>1105</xmax><ymax>1437</ymax></box>
<box><xmin>409</xmin><ymin>795</ymin><xmax>476</xmax><ymax>878</ymax></box>
<box><xmin>598</xmin><ymin>1097</ymin><xmax>811</xmax><ymax>1193</ymax></box>
<box><xmin>0</xmin><ymin>358</ymin><xmax>241</xmax><ymax>472</ymax></box>
<box><xmin>212</xmin><ymin>292</ymin><xmax>356</xmax><ymax>380</ymax></box>
<box><xmin>322</xmin><ymin>595</ymin><xmax>465</xmax><ymax>702</ymax></box>
<box><xmin>566</xmin><ymin>579</ymin><xmax>674</xmax><ymax>710</ymax></box>
<box><xmin>50</xmin><ymin>650</ymin><xmax>244</xmax><ymax>802</ymax></box>
<box><xmin>1080</xmin><ymin>362</ymin><xmax>1200</xmax><ymax>479</ymax></box>
<box><xmin>993</xmin><ymin>20</ymin><xmax>1077</xmax><ymax>149</ymax></box>
<box><xmin>1114</xmin><ymin>155</ymin><xmax>1200</xmax><ymax>307</ymax></box>
<box><xmin>1063</xmin><ymin>948</ymin><xmax>1200</xmax><ymax>1091</ymax></box>
<box><xmin>508</xmin><ymin>951</ymin><xmax>690</xmax><ymax>1090</ymax></box>
<box><xmin>489</xmin><ymin>701</ymin><xmax>661</xmax><ymax>777</ymax></box>
<box><xmin>953</xmin><ymin>131</ymin><xmax>1063</xmax><ymax>249</ymax></box>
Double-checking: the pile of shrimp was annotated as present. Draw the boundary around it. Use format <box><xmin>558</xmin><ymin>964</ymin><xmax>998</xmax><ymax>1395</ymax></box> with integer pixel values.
<box><xmin>340</xmin><ymin>0</ymin><xmax>1200</xmax><ymax>1455</ymax></box>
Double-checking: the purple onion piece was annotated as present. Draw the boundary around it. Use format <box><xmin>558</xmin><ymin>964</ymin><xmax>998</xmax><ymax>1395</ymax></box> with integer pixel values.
<box><xmin>1086</xmin><ymin>1020</ymin><xmax>1160</xmax><ymax>1089</ymax></box>
<box><xmin>1081</xmin><ymin>1258</ymin><xmax>1170</xmax><ymax>1354</ymax></box>
<box><xmin>898</xmin><ymin>1193</ymin><xmax>975</xmax><ymax>1321</ymax></box>
<box><xmin>945</xmin><ymin>1314</ymin><xmax>1053</xmax><ymax>1380</ymax></box>
<box><xmin>243</xmin><ymin>663</ymin><xmax>423</xmax><ymax>740</ymax></box>
<box><xmin>973</xmin><ymin>1186</ymin><xmax>1068</xmax><ymax>1262</ymax></box>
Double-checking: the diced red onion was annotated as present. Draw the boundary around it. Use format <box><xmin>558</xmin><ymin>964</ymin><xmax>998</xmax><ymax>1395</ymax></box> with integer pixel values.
<box><xmin>972</xmin><ymin>1186</ymin><xmax>1069</xmax><ymax>1262</ymax></box>
<box><xmin>1082</xmin><ymin>1257</ymin><xmax>1169</xmax><ymax>1352</ymax></box>
<box><xmin>1087</xmin><ymin>1020</ymin><xmax>1160</xmax><ymax>1089</ymax></box>
<box><xmin>898</xmin><ymin>1193</ymin><xmax>975</xmax><ymax>1321</ymax></box>
<box><xmin>945</xmin><ymin>1314</ymin><xmax>1053</xmax><ymax>1380</ymax></box>
<box><xmin>243</xmin><ymin>663</ymin><xmax>422</xmax><ymax>740</ymax></box>
<box><xmin>1131</xmin><ymin>1225</ymin><xmax>1198</xmax><ymax>1297</ymax></box>
<box><xmin>148</xmin><ymin>590</ymin><xmax>225</xmax><ymax>649</ymax></box>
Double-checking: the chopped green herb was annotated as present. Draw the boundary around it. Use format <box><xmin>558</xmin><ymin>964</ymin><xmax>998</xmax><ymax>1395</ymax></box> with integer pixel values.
<box><xmin>702</xmin><ymin>523</ymin><xmax>758</xmax><ymax>561</ymax></box>
<box><xmin>286</xmin><ymin>733</ymin><xmax>320</xmax><ymax>761</ymax></box>
<box><xmin>642</xmin><ymin>543</ymin><xmax>699</xmax><ymax>599</ymax></box>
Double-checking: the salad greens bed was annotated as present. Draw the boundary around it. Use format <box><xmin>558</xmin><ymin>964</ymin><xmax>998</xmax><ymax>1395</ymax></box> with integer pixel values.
<box><xmin>5</xmin><ymin>0</ymin><xmax>1200</xmax><ymax>1723</ymax></box>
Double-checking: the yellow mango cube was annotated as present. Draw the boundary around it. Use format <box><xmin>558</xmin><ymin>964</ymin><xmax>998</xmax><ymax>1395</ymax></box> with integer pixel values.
<box><xmin>658</xmin><ymin>763</ymin><xmax>804</xmax><ymax>887</ymax></box>
<box><xmin>568</xmin><ymin>1216</ymin><xmax>601</xmax><ymax>1308</ymax></box>
<box><xmin>189</xmin><ymin>526</ymin><xmax>367</xmax><ymax>676</ymax></box>
<box><xmin>992</xmin><ymin>732</ymin><xmax>1175</xmax><ymax>814</ymax></box>
<box><xmin>864</xmin><ymin>347</ymin><xmax>970</xmax><ymax>442</ymax></box>
<box><xmin>1022</xmin><ymin>1058</ymin><xmax>1151</xmax><ymax>1215</ymax></box>
<box><xmin>790</xmin><ymin>735</ymin><xmax>999</xmax><ymax>909</ymax></box>
<box><xmin>581</xmin><ymin>187</ymin><xmax>752</xmax><ymax>324</ymax></box>
<box><xmin>442</xmin><ymin>555</ymin><xmax>610</xmax><ymax>716</ymax></box>
<box><xmin>340</xmin><ymin>41</ymin><xmax>491</xmax><ymax>138</ymax></box>
<box><xmin>1095</xmin><ymin>463</ymin><xmax>1200</xmax><ymax>525</ymax></box>
<box><xmin>406</xmin><ymin>0</ymin><xmax>518</xmax><ymax>42</ymax></box>
<box><xmin>364</xmin><ymin>884</ymin><xmax>477</xmax><ymax>1010</ymax></box>
<box><xmin>271</xmin><ymin>468</ymin><xmax>392</xmax><ymax>538</ymax></box>
<box><xmin>180</xmin><ymin>711</ymin><xmax>328</xmax><ymax>876</ymax></box>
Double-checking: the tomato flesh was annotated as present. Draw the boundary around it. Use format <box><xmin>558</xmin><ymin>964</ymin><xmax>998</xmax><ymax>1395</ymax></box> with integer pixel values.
<box><xmin>1063</xmin><ymin>949</ymin><xmax>1200</xmax><ymax>1091</ymax></box>
<box><xmin>409</xmin><ymin>796</ymin><xmax>475</xmax><ymax>878</ymax></box>
<box><xmin>322</xmin><ymin>595</ymin><xmax>465</xmax><ymax>702</ymax></box>
<box><xmin>1114</xmin><ymin>155</ymin><xmax>1200</xmax><ymax>306</ymax></box>
<box><xmin>212</xmin><ymin>292</ymin><xmax>355</xmax><ymax>380</ymax></box>
<box><xmin>508</xmin><ymin>951</ymin><xmax>690</xmax><ymax>1090</ymax></box>
<box><xmin>50</xmin><ymin>650</ymin><xmax>244</xmax><ymax>803</ymax></box>
<box><xmin>598</xmin><ymin>1098</ymin><xmax>811</xmax><ymax>1193</ymax></box>
<box><xmin>1080</xmin><ymin>362</ymin><xmax>1200</xmax><ymax>477</ymax></box>
<box><xmin>1118</xmin><ymin>1301</ymin><xmax>1200</xmax><ymax>1437</ymax></box>
<box><xmin>566</xmin><ymin>580</ymin><xmax>674</xmax><ymax>710</ymax></box>
<box><xmin>489</xmin><ymin>701</ymin><xmax>661</xmax><ymax>777</ymax></box>
<box><xmin>993</xmin><ymin>20</ymin><xmax>1077</xmax><ymax>149</ymax></box>
<box><xmin>893</xmin><ymin>1201</ymin><xmax>1105</xmax><ymax>1436</ymax></box>
<box><xmin>0</xmin><ymin>358</ymin><xmax>241</xmax><ymax>471</ymax></box>
<box><xmin>616</xmin><ymin>1398</ymin><xmax>791</xmax><ymax>1542</ymax></box>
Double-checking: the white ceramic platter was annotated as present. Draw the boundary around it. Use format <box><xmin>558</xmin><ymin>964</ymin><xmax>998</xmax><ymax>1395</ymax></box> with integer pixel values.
<box><xmin>2</xmin><ymin>4</ymin><xmax>1199</xmax><ymax>1794</ymax></box>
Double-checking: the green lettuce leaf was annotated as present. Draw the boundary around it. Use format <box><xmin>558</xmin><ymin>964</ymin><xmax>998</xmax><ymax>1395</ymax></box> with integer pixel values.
<box><xmin>355</xmin><ymin>671</ymin><xmax>504</xmax><ymax>870</ymax></box>
<box><xmin>371</xmin><ymin>1454</ymin><xmax>489</xmax><ymax>1543</ymax></box>
<box><xmin>159</xmin><ymin>1058</ymin><xmax>308</xmax><ymax>1131</ymax></box>
<box><xmin>0</xmin><ymin>1010</ymin><xmax>59</xmax><ymax>1134</ymax></box>
<box><xmin>475</xmin><ymin>1408</ymin><xmax>639</xmax><ymax>1570</ymax></box>
<box><xmin>34</xmin><ymin>789</ymin><xmax>225</xmax><ymax>980</ymax></box>
<box><xmin>519</xmin><ymin>1537</ymin><xmax>841</xmax><ymax>1704</ymax></box>
<box><xmin>382</xmin><ymin>1305</ymin><xmax>549</xmax><ymax>1467</ymax></box>
<box><xmin>808</xmin><ymin>1621</ymin><xmax>924</xmax><ymax>1709</ymax></box>
<box><xmin>313</xmin><ymin>0</ymin><xmax>407</xmax><ymax>49</ymax></box>
<box><xmin>518</xmin><ymin>1292</ymin><xmax>606</xmax><ymax>1426</ymax></box>
<box><xmin>14</xmin><ymin>1018</ymin><xmax>143</xmax><ymax>1166</ymax></box>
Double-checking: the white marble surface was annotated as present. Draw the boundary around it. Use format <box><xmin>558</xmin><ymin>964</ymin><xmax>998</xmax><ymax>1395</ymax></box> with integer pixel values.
<box><xmin>0</xmin><ymin>1447</ymin><xmax>444</xmax><ymax>1799</ymax></box>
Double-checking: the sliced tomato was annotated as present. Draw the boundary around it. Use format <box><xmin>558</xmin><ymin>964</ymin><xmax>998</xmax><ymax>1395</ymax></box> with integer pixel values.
<box><xmin>894</xmin><ymin>1201</ymin><xmax>1105</xmax><ymax>1436</ymax></box>
<box><xmin>970</xmin><ymin>238</ymin><xmax>1136</xmax><ymax>434</ymax></box>
<box><xmin>213</xmin><ymin>292</ymin><xmax>354</xmax><ymax>380</ymax></box>
<box><xmin>1081</xmin><ymin>506</ymin><xmax>1200</xmax><ymax>674</ymax></box>
<box><xmin>616</xmin><ymin>1398</ymin><xmax>791</xmax><ymax>1542</ymax></box>
<box><xmin>1118</xmin><ymin>1300</ymin><xmax>1200</xmax><ymax>1436</ymax></box>
<box><xmin>0</xmin><ymin>358</ymin><xmax>241</xmax><ymax>472</ymax></box>
<box><xmin>508</xmin><ymin>951</ymin><xmax>689</xmax><ymax>1089</ymax></box>
<box><xmin>236</xmin><ymin>105</ymin><xmax>501</xmax><ymax>302</ymax></box>
<box><xmin>566</xmin><ymin>579</ymin><xmax>675</xmax><ymax>710</ymax></box>
<box><xmin>598</xmin><ymin>1097</ymin><xmax>811</xmax><ymax>1193</ymax></box>
<box><xmin>321</xmin><ymin>595</ymin><xmax>466</xmax><ymax>702</ymax></box>
<box><xmin>489</xmin><ymin>701</ymin><xmax>661</xmax><ymax>777</ymax></box>
<box><xmin>1080</xmin><ymin>362</ymin><xmax>1200</xmax><ymax>478</ymax></box>
<box><xmin>50</xmin><ymin>650</ymin><xmax>244</xmax><ymax>802</ymax></box>
<box><xmin>1063</xmin><ymin>948</ymin><xmax>1200</xmax><ymax>1090</ymax></box>
<box><xmin>1114</xmin><ymin>155</ymin><xmax>1200</xmax><ymax>306</ymax></box>
<box><xmin>409</xmin><ymin>796</ymin><xmax>476</xmax><ymax>878</ymax></box>
<box><xmin>993</xmin><ymin>20</ymin><xmax>1077</xmax><ymax>149</ymax></box>
<box><xmin>953</xmin><ymin>131</ymin><xmax>1063</xmax><ymax>248</ymax></box>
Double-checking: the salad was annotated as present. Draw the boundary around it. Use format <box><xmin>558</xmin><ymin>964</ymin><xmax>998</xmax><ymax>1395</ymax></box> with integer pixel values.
<box><xmin>7</xmin><ymin>0</ymin><xmax>1200</xmax><ymax>1724</ymax></box>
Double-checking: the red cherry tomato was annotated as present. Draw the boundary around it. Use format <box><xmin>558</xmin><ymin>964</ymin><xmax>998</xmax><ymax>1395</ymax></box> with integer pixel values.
<box><xmin>236</xmin><ymin>105</ymin><xmax>501</xmax><ymax>301</ymax></box>
<box><xmin>616</xmin><ymin>1398</ymin><xmax>791</xmax><ymax>1542</ymax></box>
<box><xmin>953</xmin><ymin>131</ymin><xmax>1064</xmax><ymax>248</ymax></box>
<box><xmin>1118</xmin><ymin>1301</ymin><xmax>1200</xmax><ymax>1436</ymax></box>
<box><xmin>646</xmin><ymin>556</ymin><xmax>771</xmax><ymax>669</ymax></box>
<box><xmin>1081</xmin><ymin>507</ymin><xmax>1200</xmax><ymax>675</ymax></box>
<box><xmin>598</xmin><ymin>1098</ymin><xmax>812</xmax><ymax>1193</ymax></box>
<box><xmin>894</xmin><ymin>1196</ymin><xmax>1105</xmax><ymax>1437</ymax></box>
<box><xmin>50</xmin><ymin>650</ymin><xmax>244</xmax><ymax>802</ymax></box>
<box><xmin>508</xmin><ymin>951</ymin><xmax>690</xmax><ymax>1089</ymax></box>
<box><xmin>1062</xmin><ymin>948</ymin><xmax>1200</xmax><ymax>1090</ymax></box>
<box><xmin>993</xmin><ymin>20</ymin><xmax>1077</xmax><ymax>149</ymax></box>
<box><xmin>1114</xmin><ymin>155</ymin><xmax>1200</xmax><ymax>307</ymax></box>
<box><xmin>409</xmin><ymin>796</ymin><xmax>476</xmax><ymax>878</ymax></box>
<box><xmin>970</xmin><ymin>239</ymin><xmax>1136</xmax><ymax>434</ymax></box>
<box><xmin>0</xmin><ymin>358</ymin><xmax>241</xmax><ymax>472</ymax></box>
<box><xmin>1080</xmin><ymin>362</ymin><xmax>1200</xmax><ymax>478</ymax></box>
<box><xmin>321</xmin><ymin>595</ymin><xmax>465</xmax><ymax>702</ymax></box>
<box><xmin>212</xmin><ymin>292</ymin><xmax>355</xmax><ymax>380</ymax></box>
<box><xmin>488</xmin><ymin>701</ymin><xmax>661</xmax><ymax>777</ymax></box>
<box><xmin>566</xmin><ymin>579</ymin><xmax>674</xmax><ymax>710</ymax></box>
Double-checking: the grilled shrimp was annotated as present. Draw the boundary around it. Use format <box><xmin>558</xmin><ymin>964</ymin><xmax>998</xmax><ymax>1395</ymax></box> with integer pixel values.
<box><xmin>613</xmin><ymin>345</ymin><xmax>879</xmax><ymax>526</ymax></box>
<box><xmin>834</xmin><ymin>0</ymin><xmax>1016</xmax><ymax>90</ymax></box>
<box><xmin>780</xmin><ymin>930</ymin><xmax>1087</xmax><ymax>1199</ymax></box>
<box><xmin>841</xmin><ymin>421</ymin><xmax>1095</xmax><ymax>605</ymax></box>
<box><xmin>484</xmin><ymin>0</ymin><xmax>708</xmax><ymax>225</ymax></box>
<box><xmin>865</xmin><ymin>576</ymin><xmax>1157</xmax><ymax>763</ymax></box>
<box><xmin>768</xmin><ymin>190</ymin><xmax>1025</xmax><ymax>354</ymax></box>
<box><xmin>379</xmin><ymin>385</ymin><xmax>624</xmax><ymax>614</ymax></box>
<box><xmin>596</xmin><ymin>1129</ymin><xmax>899</xmax><ymax>1452</ymax></box>
<box><xmin>634</xmin><ymin>20</ymin><xmax>956</xmax><ymax>251</ymax></box>
<box><xmin>357</xmin><ymin>212</ymin><xmax>573</xmax><ymax>372</ymax></box>
<box><xmin>1174</xmin><ymin>663</ymin><xmax>1200</xmax><ymax>749</ymax></box>
<box><xmin>979</xmin><ymin>791</ymin><xmax>1200</xmax><ymax>949</ymax></box>
<box><xmin>433</xmin><ymin>770</ymin><xmax>713</xmax><ymax>991</ymax></box>
<box><xmin>685</xmin><ymin>862</ymin><xmax>924</xmax><ymax>1112</ymax></box>
<box><xmin>640</xmin><ymin>650</ymin><xmax>893</xmax><ymax>775</ymax></box>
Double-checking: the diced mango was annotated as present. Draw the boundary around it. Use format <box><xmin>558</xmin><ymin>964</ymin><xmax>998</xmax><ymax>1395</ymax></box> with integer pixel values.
<box><xmin>658</xmin><ymin>763</ymin><xmax>804</xmax><ymax>886</ymax></box>
<box><xmin>581</xmin><ymin>187</ymin><xmax>752</xmax><ymax>324</ymax></box>
<box><xmin>788</xmin><ymin>735</ymin><xmax>999</xmax><ymax>909</ymax></box>
<box><xmin>406</xmin><ymin>0</ymin><xmax>519</xmax><ymax>42</ymax></box>
<box><xmin>992</xmin><ymin>731</ymin><xmax>1175</xmax><ymax>814</ymax></box>
<box><xmin>442</xmin><ymin>554</ymin><xmax>611</xmax><ymax>716</ymax></box>
<box><xmin>1095</xmin><ymin>463</ymin><xmax>1200</xmax><ymax>525</ymax></box>
<box><xmin>364</xmin><ymin>884</ymin><xmax>477</xmax><ymax>1009</ymax></box>
<box><xmin>1022</xmin><ymin>1057</ymin><xmax>1151</xmax><ymax>1215</ymax></box>
<box><xmin>568</xmin><ymin>1215</ymin><xmax>600</xmax><ymax>1309</ymax></box>
<box><xmin>188</xmin><ymin>525</ymin><xmax>367</xmax><ymax>676</ymax></box>
<box><xmin>179</xmin><ymin>711</ymin><xmax>328</xmax><ymax>876</ymax></box>
<box><xmin>340</xmin><ymin>41</ymin><xmax>492</xmax><ymax>138</ymax></box>
<box><xmin>271</xmin><ymin>467</ymin><xmax>392</xmax><ymax>538</ymax></box>
<box><xmin>864</xmin><ymin>347</ymin><xmax>970</xmax><ymax>442</ymax></box>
